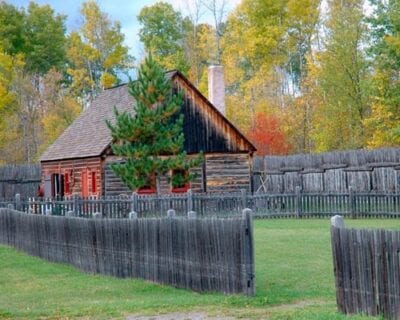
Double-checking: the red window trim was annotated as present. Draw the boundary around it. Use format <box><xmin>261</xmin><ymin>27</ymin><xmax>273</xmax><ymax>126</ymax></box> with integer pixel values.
<box><xmin>137</xmin><ymin>186</ymin><xmax>157</xmax><ymax>195</ymax></box>
<box><xmin>137</xmin><ymin>175</ymin><xmax>157</xmax><ymax>195</ymax></box>
<box><xmin>91</xmin><ymin>171</ymin><xmax>97</xmax><ymax>194</ymax></box>
<box><xmin>171</xmin><ymin>183</ymin><xmax>190</xmax><ymax>193</ymax></box>
<box><xmin>64</xmin><ymin>173</ymin><xmax>70</xmax><ymax>195</ymax></box>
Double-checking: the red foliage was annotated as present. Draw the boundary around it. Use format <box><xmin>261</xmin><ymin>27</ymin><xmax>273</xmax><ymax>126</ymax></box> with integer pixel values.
<box><xmin>246</xmin><ymin>112</ymin><xmax>291</xmax><ymax>156</ymax></box>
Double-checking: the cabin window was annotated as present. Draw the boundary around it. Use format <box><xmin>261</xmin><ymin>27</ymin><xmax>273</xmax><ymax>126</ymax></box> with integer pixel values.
<box><xmin>51</xmin><ymin>173</ymin><xmax>64</xmax><ymax>197</ymax></box>
<box><xmin>137</xmin><ymin>175</ymin><xmax>156</xmax><ymax>194</ymax></box>
<box><xmin>64</xmin><ymin>173</ymin><xmax>70</xmax><ymax>195</ymax></box>
<box><xmin>171</xmin><ymin>169</ymin><xmax>190</xmax><ymax>193</ymax></box>
<box><xmin>91</xmin><ymin>171</ymin><xmax>97</xmax><ymax>194</ymax></box>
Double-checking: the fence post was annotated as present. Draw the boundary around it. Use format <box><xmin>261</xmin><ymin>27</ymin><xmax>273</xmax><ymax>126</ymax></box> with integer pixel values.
<box><xmin>167</xmin><ymin>209</ymin><xmax>176</xmax><ymax>218</ymax></box>
<box><xmin>295</xmin><ymin>186</ymin><xmax>302</xmax><ymax>218</ymax></box>
<box><xmin>73</xmin><ymin>195</ymin><xmax>78</xmax><ymax>216</ymax></box>
<box><xmin>129</xmin><ymin>211</ymin><xmax>138</xmax><ymax>219</ymax></box>
<box><xmin>131</xmin><ymin>192</ymin><xmax>138</xmax><ymax>213</ymax></box>
<box><xmin>187</xmin><ymin>210</ymin><xmax>196</xmax><ymax>219</ymax></box>
<box><xmin>331</xmin><ymin>215</ymin><xmax>345</xmax><ymax>228</ymax></box>
<box><xmin>15</xmin><ymin>193</ymin><xmax>21</xmax><ymax>211</ymax></box>
<box><xmin>66</xmin><ymin>210</ymin><xmax>74</xmax><ymax>217</ymax></box>
<box><xmin>187</xmin><ymin>189</ymin><xmax>193</xmax><ymax>212</ymax></box>
<box><xmin>349</xmin><ymin>186</ymin><xmax>355</xmax><ymax>218</ymax></box>
<box><xmin>94</xmin><ymin>212</ymin><xmax>102</xmax><ymax>219</ymax></box>
<box><xmin>242</xmin><ymin>208</ymin><xmax>255</xmax><ymax>296</ymax></box>
<box><xmin>241</xmin><ymin>189</ymin><xmax>247</xmax><ymax>209</ymax></box>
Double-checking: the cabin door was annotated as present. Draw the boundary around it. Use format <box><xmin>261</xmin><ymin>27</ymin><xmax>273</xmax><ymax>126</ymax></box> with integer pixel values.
<box><xmin>81</xmin><ymin>170</ymin><xmax>88</xmax><ymax>197</ymax></box>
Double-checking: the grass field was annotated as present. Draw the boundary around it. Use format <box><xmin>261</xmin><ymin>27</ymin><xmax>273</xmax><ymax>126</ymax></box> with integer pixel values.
<box><xmin>1</xmin><ymin>218</ymin><xmax>398</xmax><ymax>319</ymax></box>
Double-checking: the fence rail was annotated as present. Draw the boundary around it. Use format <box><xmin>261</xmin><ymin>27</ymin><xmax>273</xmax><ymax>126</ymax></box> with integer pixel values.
<box><xmin>0</xmin><ymin>208</ymin><xmax>255</xmax><ymax>295</ymax></box>
<box><xmin>1</xmin><ymin>188</ymin><xmax>400</xmax><ymax>218</ymax></box>
<box><xmin>331</xmin><ymin>216</ymin><xmax>400</xmax><ymax>319</ymax></box>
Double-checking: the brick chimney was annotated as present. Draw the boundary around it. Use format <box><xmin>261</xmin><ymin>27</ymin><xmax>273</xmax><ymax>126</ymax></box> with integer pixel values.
<box><xmin>208</xmin><ymin>65</ymin><xmax>225</xmax><ymax>116</ymax></box>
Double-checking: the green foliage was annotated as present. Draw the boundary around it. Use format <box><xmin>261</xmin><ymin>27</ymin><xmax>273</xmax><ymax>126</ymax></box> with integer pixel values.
<box><xmin>0</xmin><ymin>3</ymin><xmax>25</xmax><ymax>55</ymax></box>
<box><xmin>138</xmin><ymin>2</ymin><xmax>190</xmax><ymax>74</ymax></box>
<box><xmin>107</xmin><ymin>55</ymin><xmax>202</xmax><ymax>191</ymax></box>
<box><xmin>363</xmin><ymin>0</ymin><xmax>400</xmax><ymax>147</ymax></box>
<box><xmin>0</xmin><ymin>2</ymin><xmax>66</xmax><ymax>75</ymax></box>
<box><xmin>24</xmin><ymin>2</ymin><xmax>67</xmax><ymax>74</ymax></box>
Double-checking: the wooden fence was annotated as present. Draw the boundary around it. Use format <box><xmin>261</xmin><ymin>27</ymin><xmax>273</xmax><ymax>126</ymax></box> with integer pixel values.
<box><xmin>1</xmin><ymin>188</ymin><xmax>400</xmax><ymax>218</ymax></box>
<box><xmin>331</xmin><ymin>216</ymin><xmax>400</xmax><ymax>319</ymax></box>
<box><xmin>254</xmin><ymin>148</ymin><xmax>400</xmax><ymax>193</ymax></box>
<box><xmin>0</xmin><ymin>164</ymin><xmax>40</xmax><ymax>199</ymax></box>
<box><xmin>0</xmin><ymin>208</ymin><xmax>255</xmax><ymax>295</ymax></box>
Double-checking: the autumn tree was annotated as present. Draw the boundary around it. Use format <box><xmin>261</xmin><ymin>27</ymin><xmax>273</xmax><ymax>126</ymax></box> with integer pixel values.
<box><xmin>222</xmin><ymin>0</ymin><xmax>320</xmax><ymax>135</ymax></box>
<box><xmin>311</xmin><ymin>0</ymin><xmax>369</xmax><ymax>151</ymax></box>
<box><xmin>0</xmin><ymin>2</ymin><xmax>68</xmax><ymax>163</ymax></box>
<box><xmin>106</xmin><ymin>55</ymin><xmax>202</xmax><ymax>191</ymax></box>
<box><xmin>363</xmin><ymin>0</ymin><xmax>400</xmax><ymax>147</ymax></box>
<box><xmin>40</xmin><ymin>69</ymin><xmax>81</xmax><ymax>153</ymax></box>
<box><xmin>67</xmin><ymin>1</ymin><xmax>132</xmax><ymax>102</ymax></box>
<box><xmin>246</xmin><ymin>112</ymin><xmax>291</xmax><ymax>156</ymax></box>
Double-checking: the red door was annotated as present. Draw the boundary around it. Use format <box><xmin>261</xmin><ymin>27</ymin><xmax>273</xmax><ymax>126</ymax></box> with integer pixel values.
<box><xmin>81</xmin><ymin>170</ymin><xmax>88</xmax><ymax>198</ymax></box>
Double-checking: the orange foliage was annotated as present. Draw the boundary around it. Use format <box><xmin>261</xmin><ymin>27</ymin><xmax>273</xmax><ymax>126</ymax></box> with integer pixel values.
<box><xmin>246</xmin><ymin>112</ymin><xmax>291</xmax><ymax>156</ymax></box>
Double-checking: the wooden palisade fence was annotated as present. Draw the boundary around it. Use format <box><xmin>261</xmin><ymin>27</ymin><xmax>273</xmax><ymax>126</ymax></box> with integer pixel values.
<box><xmin>0</xmin><ymin>208</ymin><xmax>255</xmax><ymax>295</ymax></box>
<box><xmin>2</xmin><ymin>188</ymin><xmax>400</xmax><ymax>218</ymax></box>
<box><xmin>254</xmin><ymin>148</ymin><xmax>400</xmax><ymax>193</ymax></box>
<box><xmin>0</xmin><ymin>164</ymin><xmax>40</xmax><ymax>199</ymax></box>
<box><xmin>331</xmin><ymin>216</ymin><xmax>400</xmax><ymax>319</ymax></box>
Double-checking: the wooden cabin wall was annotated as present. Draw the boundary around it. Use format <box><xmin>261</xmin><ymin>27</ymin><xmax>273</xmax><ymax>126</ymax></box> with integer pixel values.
<box><xmin>104</xmin><ymin>158</ymin><xmax>205</xmax><ymax>196</ymax></box>
<box><xmin>104</xmin><ymin>162</ymin><xmax>131</xmax><ymax>196</ymax></box>
<box><xmin>41</xmin><ymin>157</ymin><xmax>102</xmax><ymax>197</ymax></box>
<box><xmin>104</xmin><ymin>153</ymin><xmax>252</xmax><ymax>195</ymax></box>
<box><xmin>205</xmin><ymin>153</ymin><xmax>251</xmax><ymax>192</ymax></box>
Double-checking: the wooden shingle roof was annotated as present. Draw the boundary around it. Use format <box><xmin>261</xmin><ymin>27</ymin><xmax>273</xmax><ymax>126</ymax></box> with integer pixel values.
<box><xmin>40</xmin><ymin>71</ymin><xmax>255</xmax><ymax>162</ymax></box>
<box><xmin>40</xmin><ymin>84</ymin><xmax>134</xmax><ymax>161</ymax></box>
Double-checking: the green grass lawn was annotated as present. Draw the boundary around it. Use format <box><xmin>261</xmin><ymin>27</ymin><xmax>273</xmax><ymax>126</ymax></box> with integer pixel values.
<box><xmin>1</xmin><ymin>218</ymin><xmax>398</xmax><ymax>319</ymax></box>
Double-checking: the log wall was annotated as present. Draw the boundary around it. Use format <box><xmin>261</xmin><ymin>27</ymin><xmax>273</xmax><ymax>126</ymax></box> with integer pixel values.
<box><xmin>205</xmin><ymin>153</ymin><xmax>251</xmax><ymax>192</ymax></box>
<box><xmin>41</xmin><ymin>157</ymin><xmax>103</xmax><ymax>197</ymax></box>
<box><xmin>104</xmin><ymin>153</ymin><xmax>252</xmax><ymax>196</ymax></box>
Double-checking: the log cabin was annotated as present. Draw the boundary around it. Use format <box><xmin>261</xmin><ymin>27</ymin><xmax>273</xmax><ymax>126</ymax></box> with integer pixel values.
<box><xmin>40</xmin><ymin>67</ymin><xmax>256</xmax><ymax>197</ymax></box>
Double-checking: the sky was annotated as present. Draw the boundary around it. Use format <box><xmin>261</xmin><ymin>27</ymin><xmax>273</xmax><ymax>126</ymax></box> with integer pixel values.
<box><xmin>10</xmin><ymin>0</ymin><xmax>241</xmax><ymax>59</ymax></box>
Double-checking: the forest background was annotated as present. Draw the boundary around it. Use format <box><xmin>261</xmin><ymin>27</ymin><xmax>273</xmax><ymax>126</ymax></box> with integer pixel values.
<box><xmin>0</xmin><ymin>0</ymin><xmax>399</xmax><ymax>164</ymax></box>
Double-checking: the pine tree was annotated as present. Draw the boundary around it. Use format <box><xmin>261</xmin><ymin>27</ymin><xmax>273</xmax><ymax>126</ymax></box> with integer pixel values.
<box><xmin>106</xmin><ymin>55</ymin><xmax>202</xmax><ymax>192</ymax></box>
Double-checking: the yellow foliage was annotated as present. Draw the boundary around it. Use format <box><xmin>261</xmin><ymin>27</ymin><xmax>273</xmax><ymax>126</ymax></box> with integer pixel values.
<box><xmin>100</xmin><ymin>72</ymin><xmax>117</xmax><ymax>89</ymax></box>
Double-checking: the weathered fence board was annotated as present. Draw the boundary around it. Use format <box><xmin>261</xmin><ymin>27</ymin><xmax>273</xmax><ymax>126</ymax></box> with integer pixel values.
<box><xmin>4</xmin><ymin>190</ymin><xmax>399</xmax><ymax>218</ymax></box>
<box><xmin>0</xmin><ymin>164</ymin><xmax>40</xmax><ymax>199</ymax></box>
<box><xmin>0</xmin><ymin>208</ymin><xmax>255</xmax><ymax>295</ymax></box>
<box><xmin>254</xmin><ymin>148</ymin><xmax>400</xmax><ymax>193</ymax></box>
<box><xmin>331</xmin><ymin>216</ymin><xmax>400</xmax><ymax>319</ymax></box>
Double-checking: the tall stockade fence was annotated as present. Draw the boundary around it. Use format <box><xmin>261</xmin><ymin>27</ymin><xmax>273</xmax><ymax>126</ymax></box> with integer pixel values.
<box><xmin>331</xmin><ymin>216</ymin><xmax>400</xmax><ymax>319</ymax></box>
<box><xmin>254</xmin><ymin>148</ymin><xmax>400</xmax><ymax>193</ymax></box>
<box><xmin>0</xmin><ymin>208</ymin><xmax>255</xmax><ymax>295</ymax></box>
<box><xmin>2</xmin><ymin>188</ymin><xmax>400</xmax><ymax>218</ymax></box>
<box><xmin>0</xmin><ymin>164</ymin><xmax>40</xmax><ymax>198</ymax></box>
